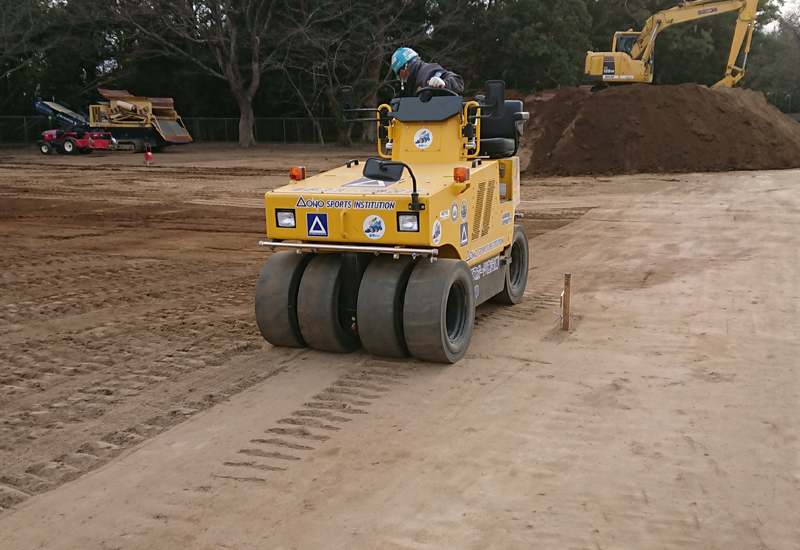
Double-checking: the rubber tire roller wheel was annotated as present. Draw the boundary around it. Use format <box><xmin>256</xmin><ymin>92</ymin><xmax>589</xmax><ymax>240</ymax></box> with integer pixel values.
<box><xmin>297</xmin><ymin>254</ymin><xmax>361</xmax><ymax>353</ymax></box>
<box><xmin>254</xmin><ymin>251</ymin><xmax>314</xmax><ymax>348</ymax></box>
<box><xmin>403</xmin><ymin>259</ymin><xmax>475</xmax><ymax>363</ymax></box>
<box><xmin>357</xmin><ymin>256</ymin><xmax>417</xmax><ymax>358</ymax></box>
<box><xmin>492</xmin><ymin>224</ymin><xmax>529</xmax><ymax>304</ymax></box>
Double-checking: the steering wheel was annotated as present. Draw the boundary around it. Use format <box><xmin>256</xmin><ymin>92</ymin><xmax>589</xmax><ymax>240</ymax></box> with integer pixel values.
<box><xmin>414</xmin><ymin>86</ymin><xmax>459</xmax><ymax>98</ymax></box>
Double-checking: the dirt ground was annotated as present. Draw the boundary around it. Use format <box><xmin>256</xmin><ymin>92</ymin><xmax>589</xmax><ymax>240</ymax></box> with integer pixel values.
<box><xmin>0</xmin><ymin>144</ymin><xmax>798</xmax><ymax>549</ymax></box>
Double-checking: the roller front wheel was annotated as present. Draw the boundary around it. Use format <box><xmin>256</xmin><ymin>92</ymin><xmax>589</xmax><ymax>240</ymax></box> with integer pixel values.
<box><xmin>357</xmin><ymin>256</ymin><xmax>416</xmax><ymax>358</ymax></box>
<box><xmin>403</xmin><ymin>259</ymin><xmax>475</xmax><ymax>363</ymax></box>
<box><xmin>254</xmin><ymin>251</ymin><xmax>314</xmax><ymax>348</ymax></box>
<box><xmin>297</xmin><ymin>254</ymin><xmax>361</xmax><ymax>353</ymax></box>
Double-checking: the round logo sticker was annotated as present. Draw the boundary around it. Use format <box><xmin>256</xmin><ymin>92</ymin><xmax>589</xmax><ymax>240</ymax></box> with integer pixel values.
<box><xmin>363</xmin><ymin>215</ymin><xmax>385</xmax><ymax>240</ymax></box>
<box><xmin>432</xmin><ymin>220</ymin><xmax>442</xmax><ymax>245</ymax></box>
<box><xmin>460</xmin><ymin>199</ymin><xmax>468</xmax><ymax>221</ymax></box>
<box><xmin>413</xmin><ymin>128</ymin><xmax>433</xmax><ymax>150</ymax></box>
<box><xmin>450</xmin><ymin>202</ymin><xmax>458</xmax><ymax>223</ymax></box>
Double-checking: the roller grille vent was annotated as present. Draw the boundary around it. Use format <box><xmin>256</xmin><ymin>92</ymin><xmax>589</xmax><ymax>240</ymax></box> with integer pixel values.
<box><xmin>481</xmin><ymin>180</ymin><xmax>495</xmax><ymax>237</ymax></box>
<box><xmin>471</xmin><ymin>180</ymin><xmax>486</xmax><ymax>241</ymax></box>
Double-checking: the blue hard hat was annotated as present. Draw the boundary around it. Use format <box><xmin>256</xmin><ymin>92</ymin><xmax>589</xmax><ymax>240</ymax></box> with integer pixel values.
<box><xmin>391</xmin><ymin>47</ymin><xmax>419</xmax><ymax>74</ymax></box>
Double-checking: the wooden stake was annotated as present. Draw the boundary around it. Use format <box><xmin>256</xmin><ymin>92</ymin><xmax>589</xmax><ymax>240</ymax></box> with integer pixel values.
<box><xmin>562</xmin><ymin>273</ymin><xmax>571</xmax><ymax>331</ymax></box>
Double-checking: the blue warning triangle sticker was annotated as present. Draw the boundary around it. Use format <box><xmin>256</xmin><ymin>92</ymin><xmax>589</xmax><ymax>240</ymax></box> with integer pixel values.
<box><xmin>307</xmin><ymin>213</ymin><xmax>328</xmax><ymax>237</ymax></box>
<box><xmin>459</xmin><ymin>221</ymin><xmax>469</xmax><ymax>247</ymax></box>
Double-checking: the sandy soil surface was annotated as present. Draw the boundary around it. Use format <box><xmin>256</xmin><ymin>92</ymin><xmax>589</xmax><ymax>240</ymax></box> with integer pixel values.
<box><xmin>0</xmin><ymin>145</ymin><xmax>798</xmax><ymax>549</ymax></box>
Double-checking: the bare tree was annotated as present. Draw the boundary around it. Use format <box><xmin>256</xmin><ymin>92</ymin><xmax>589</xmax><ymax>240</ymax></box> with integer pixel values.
<box><xmin>93</xmin><ymin>0</ymin><xmax>343</xmax><ymax>147</ymax></box>
<box><xmin>0</xmin><ymin>0</ymin><xmax>62</xmax><ymax>80</ymax></box>
<box><xmin>746</xmin><ymin>5</ymin><xmax>800</xmax><ymax>111</ymax></box>
<box><xmin>281</xmin><ymin>0</ymin><xmax>470</xmax><ymax>146</ymax></box>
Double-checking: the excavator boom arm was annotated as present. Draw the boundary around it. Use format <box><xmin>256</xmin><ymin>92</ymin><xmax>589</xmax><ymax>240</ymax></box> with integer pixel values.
<box><xmin>630</xmin><ymin>0</ymin><xmax>756</xmax><ymax>63</ymax></box>
<box><xmin>715</xmin><ymin>0</ymin><xmax>758</xmax><ymax>86</ymax></box>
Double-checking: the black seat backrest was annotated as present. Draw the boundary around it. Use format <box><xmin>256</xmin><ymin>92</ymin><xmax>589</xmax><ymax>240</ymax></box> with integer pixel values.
<box><xmin>480</xmin><ymin>100</ymin><xmax>523</xmax><ymax>140</ymax></box>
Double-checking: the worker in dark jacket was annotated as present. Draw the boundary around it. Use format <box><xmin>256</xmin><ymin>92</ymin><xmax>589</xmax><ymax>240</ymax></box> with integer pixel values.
<box><xmin>391</xmin><ymin>47</ymin><xmax>464</xmax><ymax>97</ymax></box>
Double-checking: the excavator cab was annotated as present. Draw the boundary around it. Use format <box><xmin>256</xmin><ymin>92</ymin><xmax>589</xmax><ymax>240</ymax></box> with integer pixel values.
<box><xmin>614</xmin><ymin>32</ymin><xmax>655</xmax><ymax>79</ymax></box>
<box><xmin>613</xmin><ymin>32</ymin><xmax>638</xmax><ymax>55</ymax></box>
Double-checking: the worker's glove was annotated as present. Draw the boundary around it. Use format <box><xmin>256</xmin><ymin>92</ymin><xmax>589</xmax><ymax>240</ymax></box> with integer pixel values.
<box><xmin>428</xmin><ymin>76</ymin><xmax>446</xmax><ymax>88</ymax></box>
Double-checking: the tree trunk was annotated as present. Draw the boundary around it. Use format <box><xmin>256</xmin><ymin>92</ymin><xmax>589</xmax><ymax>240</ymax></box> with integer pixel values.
<box><xmin>360</xmin><ymin>58</ymin><xmax>381</xmax><ymax>142</ymax></box>
<box><xmin>337</xmin><ymin>123</ymin><xmax>352</xmax><ymax>147</ymax></box>
<box><xmin>235</xmin><ymin>93</ymin><xmax>257</xmax><ymax>147</ymax></box>
<box><xmin>312</xmin><ymin>119</ymin><xmax>325</xmax><ymax>147</ymax></box>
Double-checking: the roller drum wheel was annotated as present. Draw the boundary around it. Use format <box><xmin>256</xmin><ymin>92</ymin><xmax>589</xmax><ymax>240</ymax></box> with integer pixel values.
<box><xmin>403</xmin><ymin>259</ymin><xmax>475</xmax><ymax>363</ymax></box>
<box><xmin>254</xmin><ymin>251</ymin><xmax>314</xmax><ymax>348</ymax></box>
<box><xmin>297</xmin><ymin>254</ymin><xmax>361</xmax><ymax>353</ymax></box>
<box><xmin>493</xmin><ymin>224</ymin><xmax>529</xmax><ymax>304</ymax></box>
<box><xmin>357</xmin><ymin>256</ymin><xmax>416</xmax><ymax>358</ymax></box>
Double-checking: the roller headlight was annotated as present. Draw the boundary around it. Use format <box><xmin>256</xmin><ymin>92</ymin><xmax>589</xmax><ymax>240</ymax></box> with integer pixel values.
<box><xmin>397</xmin><ymin>213</ymin><xmax>419</xmax><ymax>232</ymax></box>
<box><xmin>276</xmin><ymin>209</ymin><xmax>296</xmax><ymax>228</ymax></box>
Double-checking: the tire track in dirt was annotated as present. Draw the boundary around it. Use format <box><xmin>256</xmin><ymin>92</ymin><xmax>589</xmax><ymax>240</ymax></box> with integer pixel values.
<box><xmin>0</xmin><ymin>358</ymin><xmax>292</xmax><ymax>511</ymax></box>
<box><xmin>0</xmin><ymin>216</ymin><xmax>274</xmax><ymax>510</ymax></box>
<box><xmin>473</xmin><ymin>277</ymin><xmax>564</xmax><ymax>330</ymax></box>
<box><xmin>216</xmin><ymin>277</ymin><xmax>566</xmax><ymax>483</ymax></box>
<box><xmin>218</xmin><ymin>364</ymin><xmax>409</xmax><ymax>480</ymax></box>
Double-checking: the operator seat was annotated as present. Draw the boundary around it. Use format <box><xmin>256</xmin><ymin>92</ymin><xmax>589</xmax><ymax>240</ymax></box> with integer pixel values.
<box><xmin>476</xmin><ymin>99</ymin><xmax>527</xmax><ymax>159</ymax></box>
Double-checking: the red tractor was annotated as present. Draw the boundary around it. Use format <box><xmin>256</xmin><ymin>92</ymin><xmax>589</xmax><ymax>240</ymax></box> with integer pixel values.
<box><xmin>38</xmin><ymin>129</ymin><xmax>114</xmax><ymax>155</ymax></box>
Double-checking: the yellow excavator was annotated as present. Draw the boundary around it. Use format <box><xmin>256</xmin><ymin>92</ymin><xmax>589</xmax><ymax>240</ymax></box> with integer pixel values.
<box><xmin>584</xmin><ymin>0</ymin><xmax>759</xmax><ymax>87</ymax></box>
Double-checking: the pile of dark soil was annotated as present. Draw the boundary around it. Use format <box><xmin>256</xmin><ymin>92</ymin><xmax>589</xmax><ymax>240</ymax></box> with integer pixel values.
<box><xmin>517</xmin><ymin>83</ymin><xmax>800</xmax><ymax>175</ymax></box>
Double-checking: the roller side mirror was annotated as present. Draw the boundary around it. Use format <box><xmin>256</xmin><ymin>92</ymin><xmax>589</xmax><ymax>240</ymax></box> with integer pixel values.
<box><xmin>484</xmin><ymin>80</ymin><xmax>505</xmax><ymax>118</ymax></box>
<box><xmin>341</xmin><ymin>86</ymin><xmax>357</xmax><ymax>121</ymax></box>
<box><xmin>363</xmin><ymin>157</ymin><xmax>405</xmax><ymax>182</ymax></box>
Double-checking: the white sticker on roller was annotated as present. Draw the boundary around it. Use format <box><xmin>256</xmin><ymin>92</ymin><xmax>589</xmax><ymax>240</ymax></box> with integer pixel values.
<box><xmin>414</xmin><ymin>128</ymin><xmax>433</xmax><ymax>150</ymax></box>
<box><xmin>363</xmin><ymin>215</ymin><xmax>385</xmax><ymax>239</ymax></box>
<box><xmin>432</xmin><ymin>220</ymin><xmax>442</xmax><ymax>245</ymax></box>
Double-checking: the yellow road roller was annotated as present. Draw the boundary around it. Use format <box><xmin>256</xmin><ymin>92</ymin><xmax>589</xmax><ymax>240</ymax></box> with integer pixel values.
<box><xmin>255</xmin><ymin>81</ymin><xmax>530</xmax><ymax>363</ymax></box>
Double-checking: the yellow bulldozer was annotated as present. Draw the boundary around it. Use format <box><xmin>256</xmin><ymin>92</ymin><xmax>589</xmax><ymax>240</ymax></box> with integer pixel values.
<box><xmin>254</xmin><ymin>82</ymin><xmax>530</xmax><ymax>363</ymax></box>
<box><xmin>584</xmin><ymin>0</ymin><xmax>759</xmax><ymax>87</ymax></box>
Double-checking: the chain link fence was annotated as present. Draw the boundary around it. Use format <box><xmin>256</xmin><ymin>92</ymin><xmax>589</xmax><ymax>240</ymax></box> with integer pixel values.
<box><xmin>0</xmin><ymin>116</ymin><xmax>343</xmax><ymax>144</ymax></box>
<box><xmin>183</xmin><ymin>117</ymin><xmax>341</xmax><ymax>144</ymax></box>
<box><xmin>765</xmin><ymin>92</ymin><xmax>797</xmax><ymax>114</ymax></box>
<box><xmin>0</xmin><ymin>117</ymin><xmax>54</xmax><ymax>144</ymax></box>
